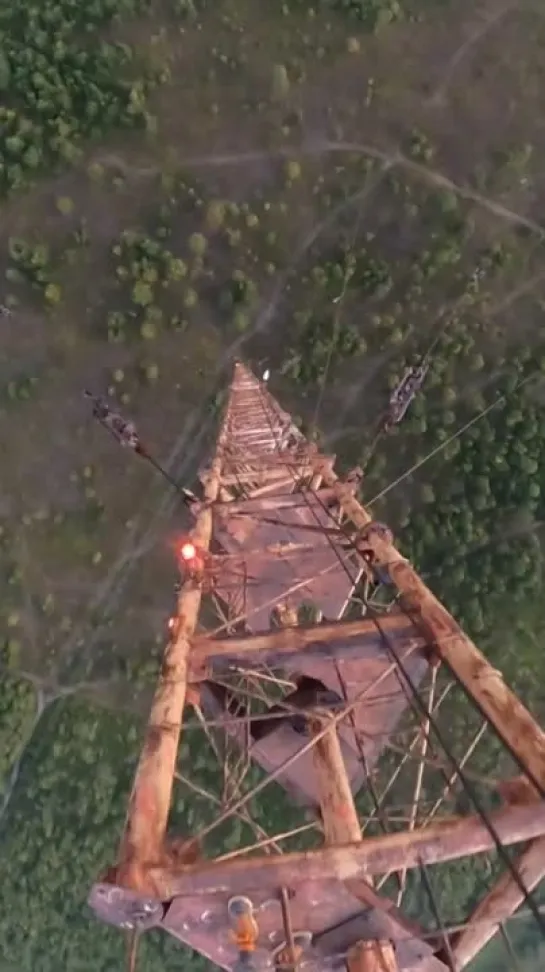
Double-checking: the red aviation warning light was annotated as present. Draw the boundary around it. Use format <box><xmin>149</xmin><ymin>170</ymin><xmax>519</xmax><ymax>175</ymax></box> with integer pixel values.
<box><xmin>176</xmin><ymin>536</ymin><xmax>208</xmax><ymax>586</ymax></box>
<box><xmin>179</xmin><ymin>540</ymin><xmax>197</xmax><ymax>563</ymax></box>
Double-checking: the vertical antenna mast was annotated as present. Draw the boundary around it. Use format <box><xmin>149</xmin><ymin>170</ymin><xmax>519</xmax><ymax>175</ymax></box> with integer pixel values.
<box><xmin>88</xmin><ymin>362</ymin><xmax>545</xmax><ymax>972</ymax></box>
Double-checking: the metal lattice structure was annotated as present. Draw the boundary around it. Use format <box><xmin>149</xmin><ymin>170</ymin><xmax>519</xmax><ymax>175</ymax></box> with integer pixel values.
<box><xmin>88</xmin><ymin>362</ymin><xmax>545</xmax><ymax>972</ymax></box>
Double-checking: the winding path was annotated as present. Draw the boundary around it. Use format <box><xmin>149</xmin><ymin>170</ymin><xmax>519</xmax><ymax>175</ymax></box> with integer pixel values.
<box><xmin>94</xmin><ymin>138</ymin><xmax>545</xmax><ymax>237</ymax></box>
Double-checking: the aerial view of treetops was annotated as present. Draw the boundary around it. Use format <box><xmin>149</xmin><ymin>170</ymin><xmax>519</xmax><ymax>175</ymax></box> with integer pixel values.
<box><xmin>3</xmin><ymin>0</ymin><xmax>545</xmax><ymax>968</ymax></box>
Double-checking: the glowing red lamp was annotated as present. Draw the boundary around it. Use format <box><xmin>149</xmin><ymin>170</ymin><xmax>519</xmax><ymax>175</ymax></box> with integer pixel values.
<box><xmin>179</xmin><ymin>540</ymin><xmax>197</xmax><ymax>562</ymax></box>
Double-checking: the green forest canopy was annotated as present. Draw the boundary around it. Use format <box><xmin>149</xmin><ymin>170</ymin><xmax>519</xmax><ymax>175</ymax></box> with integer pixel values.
<box><xmin>2</xmin><ymin>0</ymin><xmax>545</xmax><ymax>968</ymax></box>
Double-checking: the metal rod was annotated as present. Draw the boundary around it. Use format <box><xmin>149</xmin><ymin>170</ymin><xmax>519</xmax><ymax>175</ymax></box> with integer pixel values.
<box><xmin>374</xmin><ymin>620</ymin><xmax>545</xmax><ymax>939</ymax></box>
<box><xmin>367</xmin><ymin>682</ymin><xmax>453</xmax><ymax>836</ymax></box>
<box><xmin>175</xmin><ymin>770</ymin><xmax>283</xmax><ymax>856</ymax></box>
<box><xmin>451</xmin><ymin>837</ymin><xmax>545</xmax><ymax>969</ymax></box>
<box><xmin>279</xmin><ymin>887</ymin><xmax>297</xmax><ymax>972</ymax></box>
<box><xmin>215</xmin><ymin>823</ymin><xmax>318</xmax><ymax>862</ymax></box>
<box><xmin>114</xmin><ymin>390</ymin><xmax>229</xmax><ymax>890</ymax></box>
<box><xmin>311</xmin><ymin>711</ymin><xmax>362</xmax><ymax>846</ymax></box>
<box><xmin>314</xmin><ymin>460</ymin><xmax>545</xmax><ymax>798</ymax></box>
<box><xmin>178</xmin><ymin>646</ymin><xmax>419</xmax><ymax>852</ymax></box>
<box><xmin>189</xmin><ymin>611</ymin><xmax>422</xmax><ymax>672</ymax></box>
<box><xmin>419</xmin><ymin>860</ymin><xmax>456</xmax><ymax>970</ymax></box>
<box><xmin>396</xmin><ymin>667</ymin><xmax>437</xmax><ymax>905</ymax></box>
<box><xmin>375</xmin><ymin>717</ymin><xmax>486</xmax><ymax>894</ymax></box>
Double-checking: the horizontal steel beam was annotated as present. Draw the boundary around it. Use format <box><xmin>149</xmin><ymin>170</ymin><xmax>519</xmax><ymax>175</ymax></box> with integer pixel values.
<box><xmin>147</xmin><ymin>801</ymin><xmax>545</xmax><ymax>900</ymax></box>
<box><xmin>189</xmin><ymin>611</ymin><xmax>423</xmax><ymax>675</ymax></box>
<box><xmin>212</xmin><ymin>487</ymin><xmax>342</xmax><ymax>514</ymax></box>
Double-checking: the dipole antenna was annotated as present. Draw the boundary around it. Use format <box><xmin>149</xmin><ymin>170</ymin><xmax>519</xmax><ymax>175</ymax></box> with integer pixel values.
<box><xmin>84</xmin><ymin>390</ymin><xmax>200</xmax><ymax>508</ymax></box>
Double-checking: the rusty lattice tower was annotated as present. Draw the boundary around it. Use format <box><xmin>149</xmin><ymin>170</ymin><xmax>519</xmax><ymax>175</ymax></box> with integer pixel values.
<box><xmin>88</xmin><ymin>362</ymin><xmax>545</xmax><ymax>972</ymax></box>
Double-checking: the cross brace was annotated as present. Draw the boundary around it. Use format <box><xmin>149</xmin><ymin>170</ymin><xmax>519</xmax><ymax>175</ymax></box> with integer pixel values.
<box><xmin>146</xmin><ymin>801</ymin><xmax>545</xmax><ymax>900</ymax></box>
<box><xmin>188</xmin><ymin>610</ymin><xmax>425</xmax><ymax>676</ymax></box>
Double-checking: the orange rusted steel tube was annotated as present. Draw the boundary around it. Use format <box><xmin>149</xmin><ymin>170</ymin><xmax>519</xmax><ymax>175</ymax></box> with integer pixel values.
<box><xmin>189</xmin><ymin>611</ymin><xmax>421</xmax><ymax>675</ymax></box>
<box><xmin>311</xmin><ymin>712</ymin><xmax>362</xmax><ymax>846</ymax></box>
<box><xmin>347</xmin><ymin>940</ymin><xmax>398</xmax><ymax>972</ymax></box>
<box><xmin>116</xmin><ymin>418</ymin><xmax>227</xmax><ymax>887</ymax></box>
<box><xmin>451</xmin><ymin>837</ymin><xmax>545</xmax><ymax>969</ymax></box>
<box><xmin>312</xmin><ymin>459</ymin><xmax>545</xmax><ymax>791</ymax></box>
<box><xmin>147</xmin><ymin>801</ymin><xmax>545</xmax><ymax>900</ymax></box>
<box><xmin>313</xmin><ymin>458</ymin><xmax>545</xmax><ymax>972</ymax></box>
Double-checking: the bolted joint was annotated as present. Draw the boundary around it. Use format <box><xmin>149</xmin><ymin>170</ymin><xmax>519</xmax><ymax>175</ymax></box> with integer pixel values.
<box><xmin>354</xmin><ymin>522</ymin><xmax>395</xmax><ymax>587</ymax></box>
<box><xmin>87</xmin><ymin>881</ymin><xmax>165</xmax><ymax>931</ymax></box>
<box><xmin>187</xmin><ymin>657</ymin><xmax>210</xmax><ymax>682</ymax></box>
<box><xmin>176</xmin><ymin>541</ymin><xmax>220</xmax><ymax>595</ymax></box>
<box><xmin>357</xmin><ymin>521</ymin><xmax>393</xmax><ymax>547</ymax></box>
<box><xmin>270</xmin><ymin>601</ymin><xmax>299</xmax><ymax>629</ymax></box>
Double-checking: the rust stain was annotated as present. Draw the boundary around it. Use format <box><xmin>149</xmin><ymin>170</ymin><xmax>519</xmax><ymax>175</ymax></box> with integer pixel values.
<box><xmin>161</xmin><ymin>658</ymin><xmax>179</xmax><ymax>681</ymax></box>
<box><xmin>145</xmin><ymin>725</ymin><xmax>164</xmax><ymax>756</ymax></box>
<box><xmin>162</xmin><ymin>835</ymin><xmax>202</xmax><ymax>869</ymax></box>
<box><xmin>498</xmin><ymin>775</ymin><xmax>541</xmax><ymax>807</ymax></box>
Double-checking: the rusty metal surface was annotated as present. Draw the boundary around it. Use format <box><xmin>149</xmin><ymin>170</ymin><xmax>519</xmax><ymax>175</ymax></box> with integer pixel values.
<box><xmin>191</xmin><ymin>611</ymin><xmax>422</xmax><ymax>664</ymax></box>
<box><xmin>147</xmin><ymin>802</ymin><xmax>545</xmax><ymax>900</ymax></box>
<box><xmin>200</xmin><ymin>639</ymin><xmax>427</xmax><ymax>807</ymax></box>
<box><xmin>300</xmin><ymin>648</ymin><xmax>427</xmax><ymax>761</ymax></box>
<box><xmin>199</xmin><ymin>679</ymin><xmax>365</xmax><ymax>806</ymax></box>
<box><xmin>207</xmin><ymin>484</ymin><xmax>431</xmax><ymax>807</ymax></box>
<box><xmin>160</xmin><ymin>882</ymin><xmax>445</xmax><ymax>972</ymax></box>
<box><xmin>450</xmin><ymin>836</ymin><xmax>545</xmax><ymax>968</ymax></box>
<box><xmin>316</xmin><ymin>914</ymin><xmax>448</xmax><ymax>972</ymax></box>
<box><xmin>203</xmin><ymin>366</ymin><xmax>431</xmax><ymax>807</ymax></box>
<box><xmin>263</xmin><ymin>645</ymin><xmax>427</xmax><ymax>808</ymax></box>
<box><xmin>87</xmin><ymin>877</ymin><xmax>447</xmax><ymax>972</ymax></box>
<box><xmin>88</xmin><ymin>882</ymin><xmax>164</xmax><ymax>930</ymax></box>
<box><xmin>214</xmin><ymin>496</ymin><xmax>359</xmax><ymax>630</ymax></box>
<box><xmin>207</xmin><ymin>453</ymin><xmax>420</xmax><ymax>806</ymax></box>
<box><xmin>87</xmin><ymin>364</ymin><xmax>545</xmax><ymax>972</ymax></box>
<box><xmin>115</xmin><ymin>405</ymin><xmax>227</xmax><ymax>889</ymax></box>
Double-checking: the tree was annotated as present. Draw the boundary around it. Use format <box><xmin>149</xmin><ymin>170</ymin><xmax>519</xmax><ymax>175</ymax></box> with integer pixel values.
<box><xmin>285</xmin><ymin>160</ymin><xmax>302</xmax><ymax>182</ymax></box>
<box><xmin>205</xmin><ymin>200</ymin><xmax>226</xmax><ymax>231</ymax></box>
<box><xmin>141</xmin><ymin>266</ymin><xmax>158</xmax><ymax>284</ymax></box>
<box><xmin>0</xmin><ymin>52</ymin><xmax>10</xmax><ymax>91</ymax></box>
<box><xmin>167</xmin><ymin>257</ymin><xmax>187</xmax><ymax>281</ymax></box>
<box><xmin>1</xmin><ymin>637</ymin><xmax>21</xmax><ymax>669</ymax></box>
<box><xmin>469</xmin><ymin>352</ymin><xmax>485</xmax><ymax>371</ymax></box>
<box><xmin>420</xmin><ymin>483</ymin><xmax>435</xmax><ymax>504</ymax></box>
<box><xmin>23</xmin><ymin>146</ymin><xmax>40</xmax><ymax>169</ymax></box>
<box><xmin>189</xmin><ymin>233</ymin><xmax>207</xmax><ymax>256</ymax></box>
<box><xmin>144</xmin><ymin>363</ymin><xmax>159</xmax><ymax>384</ymax></box>
<box><xmin>56</xmin><ymin>196</ymin><xmax>74</xmax><ymax>216</ymax></box>
<box><xmin>271</xmin><ymin>63</ymin><xmax>290</xmax><ymax>101</ymax></box>
<box><xmin>132</xmin><ymin>280</ymin><xmax>153</xmax><ymax>307</ymax></box>
<box><xmin>183</xmin><ymin>288</ymin><xmax>198</xmax><ymax>308</ymax></box>
<box><xmin>233</xmin><ymin>308</ymin><xmax>249</xmax><ymax>332</ymax></box>
<box><xmin>44</xmin><ymin>283</ymin><xmax>62</xmax><ymax>305</ymax></box>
